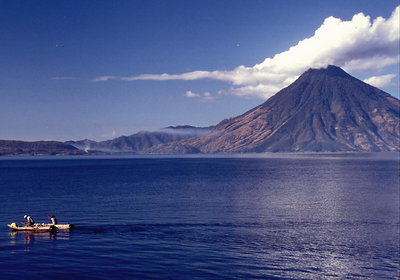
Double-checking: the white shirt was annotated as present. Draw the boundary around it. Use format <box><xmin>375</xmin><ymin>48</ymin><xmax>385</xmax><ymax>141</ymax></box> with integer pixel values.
<box><xmin>50</xmin><ymin>217</ymin><xmax>57</xmax><ymax>225</ymax></box>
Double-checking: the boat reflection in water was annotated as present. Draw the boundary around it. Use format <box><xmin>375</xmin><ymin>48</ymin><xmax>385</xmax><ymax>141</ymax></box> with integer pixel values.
<box><xmin>8</xmin><ymin>230</ymin><xmax>70</xmax><ymax>250</ymax></box>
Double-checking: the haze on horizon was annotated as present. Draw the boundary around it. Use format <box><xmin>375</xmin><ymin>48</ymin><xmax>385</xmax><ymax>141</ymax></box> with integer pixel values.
<box><xmin>1</xmin><ymin>1</ymin><xmax>399</xmax><ymax>141</ymax></box>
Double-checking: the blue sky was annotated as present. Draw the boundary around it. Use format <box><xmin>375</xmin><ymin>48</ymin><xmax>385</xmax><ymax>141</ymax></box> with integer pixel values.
<box><xmin>1</xmin><ymin>0</ymin><xmax>399</xmax><ymax>141</ymax></box>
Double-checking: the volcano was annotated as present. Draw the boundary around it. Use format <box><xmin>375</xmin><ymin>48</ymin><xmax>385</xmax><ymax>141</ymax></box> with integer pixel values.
<box><xmin>150</xmin><ymin>65</ymin><xmax>399</xmax><ymax>153</ymax></box>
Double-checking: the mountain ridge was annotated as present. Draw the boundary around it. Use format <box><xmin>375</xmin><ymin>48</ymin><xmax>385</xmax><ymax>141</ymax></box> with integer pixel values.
<box><xmin>146</xmin><ymin>65</ymin><xmax>399</xmax><ymax>153</ymax></box>
<box><xmin>67</xmin><ymin>125</ymin><xmax>212</xmax><ymax>153</ymax></box>
<box><xmin>0</xmin><ymin>140</ymin><xmax>87</xmax><ymax>156</ymax></box>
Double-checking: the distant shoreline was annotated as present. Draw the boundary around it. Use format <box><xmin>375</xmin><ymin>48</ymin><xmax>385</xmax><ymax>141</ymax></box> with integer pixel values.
<box><xmin>1</xmin><ymin>152</ymin><xmax>398</xmax><ymax>161</ymax></box>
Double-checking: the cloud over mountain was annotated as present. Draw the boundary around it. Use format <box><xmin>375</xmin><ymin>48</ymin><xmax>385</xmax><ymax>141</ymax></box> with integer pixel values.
<box><xmin>94</xmin><ymin>6</ymin><xmax>400</xmax><ymax>99</ymax></box>
<box><xmin>363</xmin><ymin>74</ymin><xmax>397</xmax><ymax>88</ymax></box>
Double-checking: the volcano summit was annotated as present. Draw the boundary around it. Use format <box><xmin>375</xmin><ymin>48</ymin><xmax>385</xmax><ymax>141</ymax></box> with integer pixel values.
<box><xmin>149</xmin><ymin>65</ymin><xmax>399</xmax><ymax>153</ymax></box>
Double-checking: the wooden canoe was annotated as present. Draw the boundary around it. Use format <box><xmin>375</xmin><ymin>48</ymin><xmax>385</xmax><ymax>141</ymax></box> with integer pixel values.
<box><xmin>8</xmin><ymin>223</ymin><xmax>73</xmax><ymax>231</ymax></box>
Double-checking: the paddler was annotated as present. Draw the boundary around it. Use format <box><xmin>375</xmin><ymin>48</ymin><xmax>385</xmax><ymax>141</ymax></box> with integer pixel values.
<box><xmin>23</xmin><ymin>215</ymin><xmax>35</xmax><ymax>226</ymax></box>
<box><xmin>48</xmin><ymin>215</ymin><xmax>58</xmax><ymax>225</ymax></box>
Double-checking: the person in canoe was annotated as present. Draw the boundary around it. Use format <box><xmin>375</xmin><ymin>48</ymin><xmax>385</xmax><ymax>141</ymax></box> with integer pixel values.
<box><xmin>22</xmin><ymin>215</ymin><xmax>35</xmax><ymax>226</ymax></box>
<box><xmin>48</xmin><ymin>215</ymin><xmax>58</xmax><ymax>225</ymax></box>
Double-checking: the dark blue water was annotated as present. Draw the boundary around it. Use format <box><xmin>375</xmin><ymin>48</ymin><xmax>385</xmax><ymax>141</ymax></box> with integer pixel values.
<box><xmin>0</xmin><ymin>153</ymin><xmax>398</xmax><ymax>279</ymax></box>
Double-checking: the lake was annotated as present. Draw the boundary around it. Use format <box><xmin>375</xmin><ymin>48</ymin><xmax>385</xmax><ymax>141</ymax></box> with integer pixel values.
<box><xmin>0</xmin><ymin>153</ymin><xmax>398</xmax><ymax>279</ymax></box>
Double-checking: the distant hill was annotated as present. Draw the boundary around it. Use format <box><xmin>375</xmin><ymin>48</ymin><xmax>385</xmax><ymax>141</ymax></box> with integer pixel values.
<box><xmin>0</xmin><ymin>140</ymin><xmax>85</xmax><ymax>156</ymax></box>
<box><xmin>67</xmin><ymin>126</ymin><xmax>211</xmax><ymax>153</ymax></box>
<box><xmin>148</xmin><ymin>65</ymin><xmax>399</xmax><ymax>153</ymax></box>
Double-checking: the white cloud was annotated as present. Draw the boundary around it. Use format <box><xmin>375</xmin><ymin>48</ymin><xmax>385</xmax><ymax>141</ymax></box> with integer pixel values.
<box><xmin>202</xmin><ymin>92</ymin><xmax>216</xmax><ymax>101</ymax></box>
<box><xmin>363</xmin><ymin>74</ymin><xmax>397</xmax><ymax>88</ymax></box>
<box><xmin>94</xmin><ymin>6</ymin><xmax>400</xmax><ymax>99</ymax></box>
<box><xmin>184</xmin><ymin>90</ymin><xmax>200</xmax><ymax>98</ymax></box>
<box><xmin>184</xmin><ymin>90</ymin><xmax>216</xmax><ymax>102</ymax></box>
